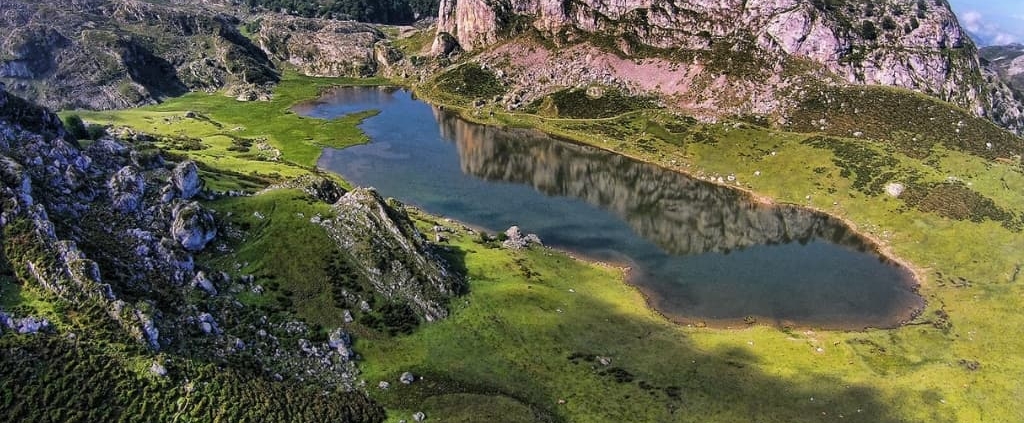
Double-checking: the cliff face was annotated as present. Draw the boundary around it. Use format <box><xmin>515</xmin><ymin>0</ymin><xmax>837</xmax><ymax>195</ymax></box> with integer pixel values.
<box><xmin>255</xmin><ymin>17</ymin><xmax>394</xmax><ymax>78</ymax></box>
<box><xmin>433</xmin><ymin>0</ymin><xmax>1024</xmax><ymax>133</ymax></box>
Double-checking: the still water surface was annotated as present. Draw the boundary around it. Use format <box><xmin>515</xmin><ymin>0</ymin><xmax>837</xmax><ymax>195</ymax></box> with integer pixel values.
<box><xmin>298</xmin><ymin>87</ymin><xmax>923</xmax><ymax>329</ymax></box>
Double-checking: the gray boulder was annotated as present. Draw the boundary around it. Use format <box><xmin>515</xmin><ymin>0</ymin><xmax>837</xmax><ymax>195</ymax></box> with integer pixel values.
<box><xmin>171</xmin><ymin>161</ymin><xmax>203</xmax><ymax>200</ymax></box>
<box><xmin>400</xmin><ymin>371</ymin><xmax>415</xmax><ymax>384</ymax></box>
<box><xmin>328</xmin><ymin>328</ymin><xmax>354</xmax><ymax>360</ymax></box>
<box><xmin>191</xmin><ymin>271</ymin><xmax>217</xmax><ymax>295</ymax></box>
<box><xmin>108</xmin><ymin>166</ymin><xmax>145</xmax><ymax>213</ymax></box>
<box><xmin>502</xmin><ymin>225</ymin><xmax>542</xmax><ymax>250</ymax></box>
<box><xmin>171</xmin><ymin>202</ymin><xmax>216</xmax><ymax>251</ymax></box>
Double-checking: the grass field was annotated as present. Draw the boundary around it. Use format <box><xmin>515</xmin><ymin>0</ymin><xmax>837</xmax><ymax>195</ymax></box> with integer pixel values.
<box><xmin>69</xmin><ymin>73</ymin><xmax>387</xmax><ymax>191</ymax></box>
<box><xmin>65</xmin><ymin>74</ymin><xmax>1024</xmax><ymax>422</ymax></box>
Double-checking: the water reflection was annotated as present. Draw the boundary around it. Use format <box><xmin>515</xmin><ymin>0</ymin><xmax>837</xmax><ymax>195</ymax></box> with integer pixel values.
<box><xmin>440</xmin><ymin>111</ymin><xmax>874</xmax><ymax>257</ymax></box>
<box><xmin>307</xmin><ymin>87</ymin><xmax>923</xmax><ymax>329</ymax></box>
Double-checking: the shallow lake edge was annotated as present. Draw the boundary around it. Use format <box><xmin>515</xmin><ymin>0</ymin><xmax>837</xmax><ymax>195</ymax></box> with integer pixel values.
<box><xmin>300</xmin><ymin>84</ymin><xmax>927</xmax><ymax>332</ymax></box>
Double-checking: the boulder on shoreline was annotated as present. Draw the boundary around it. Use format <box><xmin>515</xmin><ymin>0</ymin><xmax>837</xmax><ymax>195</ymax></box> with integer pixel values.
<box><xmin>502</xmin><ymin>225</ymin><xmax>542</xmax><ymax>250</ymax></box>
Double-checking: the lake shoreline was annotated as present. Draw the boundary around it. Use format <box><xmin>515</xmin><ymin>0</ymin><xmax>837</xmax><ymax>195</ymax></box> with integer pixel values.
<box><xmin>299</xmin><ymin>84</ymin><xmax>928</xmax><ymax>333</ymax></box>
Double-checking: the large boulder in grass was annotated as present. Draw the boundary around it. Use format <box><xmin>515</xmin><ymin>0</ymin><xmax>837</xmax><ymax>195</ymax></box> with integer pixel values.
<box><xmin>171</xmin><ymin>201</ymin><xmax>216</xmax><ymax>251</ymax></box>
<box><xmin>171</xmin><ymin>160</ymin><xmax>203</xmax><ymax>200</ymax></box>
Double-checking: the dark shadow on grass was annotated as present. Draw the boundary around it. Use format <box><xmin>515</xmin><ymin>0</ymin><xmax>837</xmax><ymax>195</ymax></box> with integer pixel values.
<box><xmin>376</xmin><ymin>245</ymin><xmax>954</xmax><ymax>423</ymax></box>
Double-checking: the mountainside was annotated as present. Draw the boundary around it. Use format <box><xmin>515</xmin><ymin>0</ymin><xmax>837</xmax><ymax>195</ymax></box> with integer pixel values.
<box><xmin>431</xmin><ymin>0</ymin><xmax>1024</xmax><ymax>134</ymax></box>
<box><xmin>0</xmin><ymin>0</ymin><xmax>281</xmax><ymax>110</ymax></box>
<box><xmin>0</xmin><ymin>85</ymin><xmax>467</xmax><ymax>421</ymax></box>
<box><xmin>981</xmin><ymin>43</ymin><xmax>1024</xmax><ymax>94</ymax></box>
<box><xmin>0</xmin><ymin>0</ymin><xmax>413</xmax><ymax>111</ymax></box>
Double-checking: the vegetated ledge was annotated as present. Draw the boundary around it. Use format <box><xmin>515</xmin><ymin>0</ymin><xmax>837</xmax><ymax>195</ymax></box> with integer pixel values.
<box><xmin>302</xmin><ymin>83</ymin><xmax>929</xmax><ymax>332</ymax></box>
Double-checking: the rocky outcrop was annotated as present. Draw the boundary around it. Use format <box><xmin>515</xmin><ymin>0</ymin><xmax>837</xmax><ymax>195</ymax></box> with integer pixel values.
<box><xmin>171</xmin><ymin>202</ymin><xmax>216</xmax><ymax>252</ymax></box>
<box><xmin>255</xmin><ymin>16</ymin><xmax>389</xmax><ymax>78</ymax></box>
<box><xmin>434</xmin><ymin>0</ymin><xmax>1024</xmax><ymax>134</ymax></box>
<box><xmin>0</xmin><ymin>87</ymin><xmax>229</xmax><ymax>352</ymax></box>
<box><xmin>502</xmin><ymin>225</ymin><xmax>541</xmax><ymax>250</ymax></box>
<box><xmin>265</xmin><ymin>174</ymin><xmax>347</xmax><ymax>203</ymax></box>
<box><xmin>0</xmin><ymin>0</ymin><xmax>278</xmax><ymax>110</ymax></box>
<box><xmin>108</xmin><ymin>166</ymin><xmax>145</xmax><ymax>213</ymax></box>
<box><xmin>322</xmin><ymin>188</ymin><xmax>465</xmax><ymax>322</ymax></box>
<box><xmin>171</xmin><ymin>160</ymin><xmax>203</xmax><ymax>200</ymax></box>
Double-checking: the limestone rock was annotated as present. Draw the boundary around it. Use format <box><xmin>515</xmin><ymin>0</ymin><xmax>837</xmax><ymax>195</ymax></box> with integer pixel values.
<box><xmin>191</xmin><ymin>271</ymin><xmax>217</xmax><ymax>295</ymax></box>
<box><xmin>171</xmin><ymin>160</ymin><xmax>203</xmax><ymax>200</ymax></box>
<box><xmin>400</xmin><ymin>371</ymin><xmax>415</xmax><ymax>384</ymax></box>
<box><xmin>256</xmin><ymin>17</ymin><xmax>385</xmax><ymax>78</ymax></box>
<box><xmin>328</xmin><ymin>328</ymin><xmax>354</xmax><ymax>360</ymax></box>
<box><xmin>502</xmin><ymin>225</ymin><xmax>542</xmax><ymax>250</ymax></box>
<box><xmin>266</xmin><ymin>175</ymin><xmax>346</xmax><ymax>203</ymax></box>
<box><xmin>885</xmin><ymin>182</ymin><xmax>905</xmax><ymax>198</ymax></box>
<box><xmin>108</xmin><ymin>166</ymin><xmax>145</xmax><ymax>213</ymax></box>
<box><xmin>149</xmin><ymin>362</ymin><xmax>168</xmax><ymax>377</ymax></box>
<box><xmin>171</xmin><ymin>202</ymin><xmax>216</xmax><ymax>252</ymax></box>
<box><xmin>322</xmin><ymin>188</ymin><xmax>465</xmax><ymax>322</ymax></box>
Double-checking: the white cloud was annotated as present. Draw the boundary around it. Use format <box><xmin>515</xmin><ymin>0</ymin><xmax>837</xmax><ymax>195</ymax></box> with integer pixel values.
<box><xmin>962</xmin><ymin>10</ymin><xmax>983</xmax><ymax>32</ymax></box>
<box><xmin>958</xmin><ymin>10</ymin><xmax>1022</xmax><ymax>46</ymax></box>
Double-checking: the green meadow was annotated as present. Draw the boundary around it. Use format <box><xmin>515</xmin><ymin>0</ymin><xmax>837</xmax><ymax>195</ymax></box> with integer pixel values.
<box><xmin>64</xmin><ymin>72</ymin><xmax>1024</xmax><ymax>422</ymax></box>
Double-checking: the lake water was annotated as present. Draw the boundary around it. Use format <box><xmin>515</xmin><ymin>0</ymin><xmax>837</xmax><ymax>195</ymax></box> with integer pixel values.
<box><xmin>299</xmin><ymin>86</ymin><xmax>923</xmax><ymax>329</ymax></box>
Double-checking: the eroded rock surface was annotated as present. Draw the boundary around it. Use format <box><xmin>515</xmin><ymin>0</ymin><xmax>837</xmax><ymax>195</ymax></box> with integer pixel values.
<box><xmin>322</xmin><ymin>188</ymin><xmax>465</xmax><ymax>322</ymax></box>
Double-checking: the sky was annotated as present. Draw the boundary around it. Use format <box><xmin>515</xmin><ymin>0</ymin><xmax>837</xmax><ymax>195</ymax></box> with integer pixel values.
<box><xmin>948</xmin><ymin>0</ymin><xmax>1024</xmax><ymax>46</ymax></box>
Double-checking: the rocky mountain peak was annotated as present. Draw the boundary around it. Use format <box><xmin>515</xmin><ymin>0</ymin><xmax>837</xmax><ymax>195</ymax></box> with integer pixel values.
<box><xmin>432</xmin><ymin>0</ymin><xmax>1024</xmax><ymax>134</ymax></box>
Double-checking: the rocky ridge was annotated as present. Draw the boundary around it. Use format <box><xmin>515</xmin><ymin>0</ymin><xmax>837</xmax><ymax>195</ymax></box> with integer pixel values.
<box><xmin>0</xmin><ymin>0</ymin><xmax>280</xmax><ymax>110</ymax></box>
<box><xmin>0</xmin><ymin>0</ymin><xmax>418</xmax><ymax>110</ymax></box>
<box><xmin>981</xmin><ymin>43</ymin><xmax>1024</xmax><ymax>94</ymax></box>
<box><xmin>1</xmin><ymin>87</ymin><xmax>462</xmax><ymax>391</ymax></box>
<box><xmin>432</xmin><ymin>0</ymin><xmax>1024</xmax><ymax>134</ymax></box>
<box><xmin>322</xmin><ymin>188</ymin><xmax>465</xmax><ymax>322</ymax></box>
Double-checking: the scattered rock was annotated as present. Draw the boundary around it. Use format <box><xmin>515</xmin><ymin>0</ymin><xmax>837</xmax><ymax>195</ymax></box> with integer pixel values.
<box><xmin>378</xmin><ymin>381</ymin><xmax>390</xmax><ymax>390</ymax></box>
<box><xmin>198</xmin><ymin>312</ymin><xmax>219</xmax><ymax>335</ymax></box>
<box><xmin>108</xmin><ymin>166</ymin><xmax>145</xmax><ymax>213</ymax></box>
<box><xmin>885</xmin><ymin>182</ymin><xmax>905</xmax><ymax>198</ymax></box>
<box><xmin>400</xmin><ymin>371</ymin><xmax>415</xmax><ymax>384</ymax></box>
<box><xmin>502</xmin><ymin>225</ymin><xmax>542</xmax><ymax>250</ymax></box>
<box><xmin>958</xmin><ymin>359</ymin><xmax>981</xmax><ymax>371</ymax></box>
<box><xmin>171</xmin><ymin>161</ymin><xmax>203</xmax><ymax>200</ymax></box>
<box><xmin>171</xmin><ymin>202</ymin><xmax>216</xmax><ymax>252</ymax></box>
<box><xmin>0</xmin><ymin>312</ymin><xmax>50</xmax><ymax>334</ymax></box>
<box><xmin>191</xmin><ymin>271</ymin><xmax>217</xmax><ymax>295</ymax></box>
<box><xmin>413</xmin><ymin>411</ymin><xmax>426</xmax><ymax>422</ymax></box>
<box><xmin>149</xmin><ymin>362</ymin><xmax>167</xmax><ymax>377</ymax></box>
<box><xmin>328</xmin><ymin>328</ymin><xmax>354</xmax><ymax>360</ymax></box>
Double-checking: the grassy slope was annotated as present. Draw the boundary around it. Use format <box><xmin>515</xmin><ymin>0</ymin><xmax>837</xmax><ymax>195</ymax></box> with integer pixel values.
<box><xmin>203</xmin><ymin>189</ymin><xmax>348</xmax><ymax>328</ymax></box>
<box><xmin>71</xmin><ymin>73</ymin><xmax>386</xmax><ymax>190</ymax></box>
<box><xmin>409</xmin><ymin>83</ymin><xmax>1024</xmax><ymax>421</ymax></box>
<box><xmin>61</xmin><ymin>72</ymin><xmax>1024</xmax><ymax>422</ymax></box>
